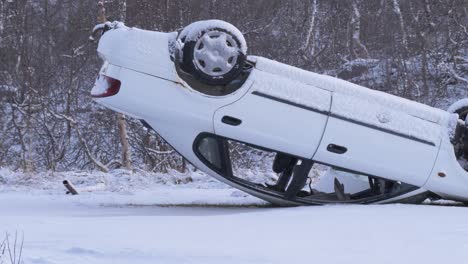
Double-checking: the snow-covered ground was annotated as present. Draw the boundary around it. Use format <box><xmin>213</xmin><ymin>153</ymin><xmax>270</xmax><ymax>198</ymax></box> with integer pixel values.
<box><xmin>1</xmin><ymin>169</ymin><xmax>468</xmax><ymax>264</ymax></box>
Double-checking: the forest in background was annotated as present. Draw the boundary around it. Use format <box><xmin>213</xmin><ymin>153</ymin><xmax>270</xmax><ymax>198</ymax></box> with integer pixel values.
<box><xmin>0</xmin><ymin>0</ymin><xmax>467</xmax><ymax>173</ymax></box>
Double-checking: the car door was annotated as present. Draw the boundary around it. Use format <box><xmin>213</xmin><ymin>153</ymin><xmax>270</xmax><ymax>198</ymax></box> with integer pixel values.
<box><xmin>313</xmin><ymin>92</ymin><xmax>442</xmax><ymax>187</ymax></box>
<box><xmin>213</xmin><ymin>70</ymin><xmax>331</xmax><ymax>158</ymax></box>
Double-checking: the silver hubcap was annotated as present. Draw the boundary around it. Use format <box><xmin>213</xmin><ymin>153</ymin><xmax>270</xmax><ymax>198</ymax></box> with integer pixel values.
<box><xmin>193</xmin><ymin>30</ymin><xmax>241</xmax><ymax>77</ymax></box>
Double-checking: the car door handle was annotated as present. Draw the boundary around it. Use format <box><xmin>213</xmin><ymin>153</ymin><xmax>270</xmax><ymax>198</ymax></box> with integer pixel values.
<box><xmin>327</xmin><ymin>144</ymin><xmax>348</xmax><ymax>154</ymax></box>
<box><xmin>222</xmin><ymin>116</ymin><xmax>242</xmax><ymax>126</ymax></box>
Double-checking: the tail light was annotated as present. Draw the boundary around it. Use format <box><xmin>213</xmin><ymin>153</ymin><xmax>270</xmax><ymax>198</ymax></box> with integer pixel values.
<box><xmin>91</xmin><ymin>75</ymin><xmax>121</xmax><ymax>98</ymax></box>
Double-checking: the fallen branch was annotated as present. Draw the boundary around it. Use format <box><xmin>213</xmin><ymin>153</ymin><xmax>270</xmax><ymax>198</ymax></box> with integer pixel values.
<box><xmin>63</xmin><ymin>180</ymin><xmax>79</xmax><ymax>195</ymax></box>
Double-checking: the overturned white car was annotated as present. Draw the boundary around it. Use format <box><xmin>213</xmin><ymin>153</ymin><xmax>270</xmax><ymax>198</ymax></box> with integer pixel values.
<box><xmin>91</xmin><ymin>20</ymin><xmax>468</xmax><ymax>206</ymax></box>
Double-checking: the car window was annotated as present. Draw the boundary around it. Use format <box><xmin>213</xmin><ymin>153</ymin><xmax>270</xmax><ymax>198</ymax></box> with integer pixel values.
<box><xmin>197</xmin><ymin>136</ymin><xmax>223</xmax><ymax>169</ymax></box>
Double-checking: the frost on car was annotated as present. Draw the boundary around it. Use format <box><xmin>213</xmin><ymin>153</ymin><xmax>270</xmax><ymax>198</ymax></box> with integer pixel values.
<box><xmin>90</xmin><ymin>20</ymin><xmax>468</xmax><ymax>206</ymax></box>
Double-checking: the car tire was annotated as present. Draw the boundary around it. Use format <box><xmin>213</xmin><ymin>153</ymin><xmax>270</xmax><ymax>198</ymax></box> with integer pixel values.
<box><xmin>175</xmin><ymin>20</ymin><xmax>247</xmax><ymax>86</ymax></box>
<box><xmin>448</xmin><ymin>99</ymin><xmax>468</xmax><ymax>166</ymax></box>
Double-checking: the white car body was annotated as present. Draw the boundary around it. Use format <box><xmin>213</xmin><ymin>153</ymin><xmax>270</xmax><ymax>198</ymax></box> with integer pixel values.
<box><xmin>91</xmin><ymin>24</ymin><xmax>468</xmax><ymax>205</ymax></box>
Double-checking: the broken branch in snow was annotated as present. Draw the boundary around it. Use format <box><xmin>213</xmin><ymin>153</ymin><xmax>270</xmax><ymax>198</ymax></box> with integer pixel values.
<box><xmin>145</xmin><ymin>147</ymin><xmax>174</xmax><ymax>155</ymax></box>
<box><xmin>63</xmin><ymin>180</ymin><xmax>79</xmax><ymax>195</ymax></box>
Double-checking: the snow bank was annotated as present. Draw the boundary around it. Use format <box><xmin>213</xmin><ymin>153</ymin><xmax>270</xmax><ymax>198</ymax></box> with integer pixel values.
<box><xmin>0</xmin><ymin>167</ymin><xmax>224</xmax><ymax>193</ymax></box>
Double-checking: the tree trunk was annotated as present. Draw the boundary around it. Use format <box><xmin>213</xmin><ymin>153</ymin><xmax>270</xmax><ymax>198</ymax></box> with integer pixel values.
<box><xmin>302</xmin><ymin>0</ymin><xmax>318</xmax><ymax>57</ymax></box>
<box><xmin>350</xmin><ymin>0</ymin><xmax>369</xmax><ymax>59</ymax></box>
<box><xmin>117</xmin><ymin>113</ymin><xmax>132</xmax><ymax>169</ymax></box>
<box><xmin>391</xmin><ymin>0</ymin><xmax>408</xmax><ymax>57</ymax></box>
<box><xmin>97</xmin><ymin>0</ymin><xmax>132</xmax><ymax>170</ymax></box>
<box><xmin>0</xmin><ymin>0</ymin><xmax>4</xmax><ymax>37</ymax></box>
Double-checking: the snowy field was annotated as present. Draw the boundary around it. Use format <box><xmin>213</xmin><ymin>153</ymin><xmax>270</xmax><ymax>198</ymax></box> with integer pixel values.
<box><xmin>1</xmin><ymin>169</ymin><xmax>468</xmax><ymax>264</ymax></box>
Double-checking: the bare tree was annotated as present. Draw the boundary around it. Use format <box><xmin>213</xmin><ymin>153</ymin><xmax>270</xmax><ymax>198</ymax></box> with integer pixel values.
<box><xmin>0</xmin><ymin>0</ymin><xmax>466</xmax><ymax>173</ymax></box>
<box><xmin>391</xmin><ymin>0</ymin><xmax>409</xmax><ymax>55</ymax></box>
<box><xmin>97</xmin><ymin>0</ymin><xmax>133</xmax><ymax>170</ymax></box>
<box><xmin>350</xmin><ymin>0</ymin><xmax>369</xmax><ymax>59</ymax></box>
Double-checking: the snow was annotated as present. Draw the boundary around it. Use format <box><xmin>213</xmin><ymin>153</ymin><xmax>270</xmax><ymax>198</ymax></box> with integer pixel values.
<box><xmin>97</xmin><ymin>25</ymin><xmax>177</xmax><ymax>82</ymax></box>
<box><xmin>313</xmin><ymin>168</ymin><xmax>370</xmax><ymax>194</ymax></box>
<box><xmin>90</xmin><ymin>71</ymin><xmax>108</xmax><ymax>96</ymax></box>
<box><xmin>92</xmin><ymin>21</ymin><xmax>127</xmax><ymax>36</ymax></box>
<box><xmin>0</xmin><ymin>167</ymin><xmax>224</xmax><ymax>193</ymax></box>
<box><xmin>2</xmin><ymin>168</ymin><xmax>468</xmax><ymax>263</ymax></box>
<box><xmin>332</xmin><ymin>92</ymin><xmax>442</xmax><ymax>145</ymax></box>
<box><xmin>249</xmin><ymin>56</ymin><xmax>460</xmax><ymax>145</ymax></box>
<box><xmin>252</xmin><ymin>70</ymin><xmax>332</xmax><ymax>113</ymax></box>
<box><xmin>251</xmin><ymin>56</ymin><xmax>449</xmax><ymax>125</ymax></box>
<box><xmin>2</xmin><ymin>189</ymin><xmax>468</xmax><ymax>264</ymax></box>
<box><xmin>178</xmin><ymin>20</ymin><xmax>247</xmax><ymax>54</ymax></box>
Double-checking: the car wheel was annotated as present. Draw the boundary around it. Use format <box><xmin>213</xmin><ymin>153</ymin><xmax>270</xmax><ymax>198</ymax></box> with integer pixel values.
<box><xmin>176</xmin><ymin>20</ymin><xmax>247</xmax><ymax>86</ymax></box>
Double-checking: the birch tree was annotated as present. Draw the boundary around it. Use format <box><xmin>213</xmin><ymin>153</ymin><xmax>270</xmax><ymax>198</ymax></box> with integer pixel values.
<box><xmin>350</xmin><ymin>0</ymin><xmax>369</xmax><ymax>59</ymax></box>
<box><xmin>391</xmin><ymin>0</ymin><xmax>409</xmax><ymax>55</ymax></box>
<box><xmin>301</xmin><ymin>0</ymin><xmax>318</xmax><ymax>59</ymax></box>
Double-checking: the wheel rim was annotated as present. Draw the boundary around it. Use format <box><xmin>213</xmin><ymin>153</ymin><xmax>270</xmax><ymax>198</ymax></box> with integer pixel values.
<box><xmin>193</xmin><ymin>30</ymin><xmax>241</xmax><ymax>77</ymax></box>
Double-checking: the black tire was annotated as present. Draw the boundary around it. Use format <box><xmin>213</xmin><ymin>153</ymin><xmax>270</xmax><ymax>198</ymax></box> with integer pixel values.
<box><xmin>176</xmin><ymin>27</ymin><xmax>246</xmax><ymax>86</ymax></box>
<box><xmin>449</xmin><ymin>101</ymin><xmax>468</xmax><ymax>165</ymax></box>
<box><xmin>455</xmin><ymin>106</ymin><xmax>468</xmax><ymax>121</ymax></box>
